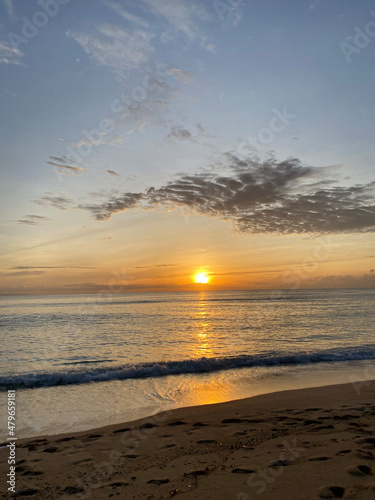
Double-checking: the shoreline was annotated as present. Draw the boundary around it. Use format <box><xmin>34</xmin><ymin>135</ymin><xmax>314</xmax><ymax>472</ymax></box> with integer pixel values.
<box><xmin>1</xmin><ymin>380</ymin><xmax>375</xmax><ymax>499</ymax></box>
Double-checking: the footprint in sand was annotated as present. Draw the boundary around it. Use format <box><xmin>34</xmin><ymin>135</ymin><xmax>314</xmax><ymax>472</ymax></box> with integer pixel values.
<box><xmin>318</xmin><ymin>486</ymin><xmax>345</xmax><ymax>498</ymax></box>
<box><xmin>308</xmin><ymin>456</ymin><xmax>330</xmax><ymax>461</ymax></box>
<box><xmin>232</xmin><ymin>467</ymin><xmax>256</xmax><ymax>474</ymax></box>
<box><xmin>184</xmin><ymin>469</ymin><xmax>210</xmax><ymax>477</ymax></box>
<box><xmin>43</xmin><ymin>446</ymin><xmax>59</xmax><ymax>453</ymax></box>
<box><xmin>355</xmin><ymin>449</ymin><xmax>374</xmax><ymax>460</ymax></box>
<box><xmin>113</xmin><ymin>427</ymin><xmax>131</xmax><ymax>434</ymax></box>
<box><xmin>336</xmin><ymin>449</ymin><xmax>352</xmax><ymax>456</ymax></box>
<box><xmin>61</xmin><ymin>486</ymin><xmax>85</xmax><ymax>494</ymax></box>
<box><xmin>140</xmin><ymin>423</ymin><xmax>158</xmax><ymax>429</ymax></box>
<box><xmin>72</xmin><ymin>458</ymin><xmax>93</xmax><ymax>465</ymax></box>
<box><xmin>268</xmin><ymin>460</ymin><xmax>291</xmax><ymax>468</ymax></box>
<box><xmin>356</xmin><ymin>437</ymin><xmax>375</xmax><ymax>448</ymax></box>
<box><xmin>347</xmin><ymin>464</ymin><xmax>372</xmax><ymax>477</ymax></box>
<box><xmin>109</xmin><ymin>482</ymin><xmax>129</xmax><ymax>487</ymax></box>
<box><xmin>22</xmin><ymin>469</ymin><xmax>44</xmax><ymax>476</ymax></box>
<box><xmin>167</xmin><ymin>420</ymin><xmax>187</xmax><ymax>426</ymax></box>
<box><xmin>222</xmin><ymin>418</ymin><xmax>247</xmax><ymax>424</ymax></box>
<box><xmin>16</xmin><ymin>488</ymin><xmax>39</xmax><ymax>497</ymax></box>
<box><xmin>197</xmin><ymin>439</ymin><xmax>217</xmax><ymax>444</ymax></box>
<box><xmin>147</xmin><ymin>478</ymin><xmax>170</xmax><ymax>485</ymax></box>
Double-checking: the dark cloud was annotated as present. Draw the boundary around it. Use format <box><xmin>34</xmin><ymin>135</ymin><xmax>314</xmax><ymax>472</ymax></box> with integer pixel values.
<box><xmin>80</xmin><ymin>192</ymin><xmax>143</xmax><ymax>221</ymax></box>
<box><xmin>79</xmin><ymin>154</ymin><xmax>375</xmax><ymax>234</ymax></box>
<box><xmin>106</xmin><ymin>169</ymin><xmax>119</xmax><ymax>176</ymax></box>
<box><xmin>0</xmin><ymin>270</ymin><xmax>46</xmax><ymax>277</ymax></box>
<box><xmin>132</xmin><ymin>264</ymin><xmax>180</xmax><ymax>269</ymax></box>
<box><xmin>165</xmin><ymin>125</ymin><xmax>195</xmax><ymax>142</ymax></box>
<box><xmin>47</xmin><ymin>156</ymin><xmax>88</xmax><ymax>176</ymax></box>
<box><xmin>33</xmin><ymin>192</ymin><xmax>71</xmax><ymax>210</ymax></box>
<box><xmin>9</xmin><ymin>266</ymin><xmax>95</xmax><ymax>270</ymax></box>
<box><xmin>311</xmin><ymin>273</ymin><xmax>375</xmax><ymax>288</ymax></box>
<box><xmin>11</xmin><ymin>215</ymin><xmax>51</xmax><ymax>225</ymax></box>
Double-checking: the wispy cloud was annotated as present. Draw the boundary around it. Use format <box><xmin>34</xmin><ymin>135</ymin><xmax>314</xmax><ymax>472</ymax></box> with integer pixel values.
<box><xmin>33</xmin><ymin>192</ymin><xmax>72</xmax><ymax>210</ymax></box>
<box><xmin>165</xmin><ymin>124</ymin><xmax>195</xmax><ymax>142</ymax></box>
<box><xmin>0</xmin><ymin>270</ymin><xmax>46</xmax><ymax>277</ymax></box>
<box><xmin>78</xmin><ymin>153</ymin><xmax>375</xmax><ymax>234</ymax></box>
<box><xmin>9</xmin><ymin>266</ymin><xmax>96</xmax><ymax>270</ymax></box>
<box><xmin>132</xmin><ymin>264</ymin><xmax>180</xmax><ymax>269</ymax></box>
<box><xmin>106</xmin><ymin>169</ymin><xmax>119</xmax><ymax>176</ymax></box>
<box><xmin>47</xmin><ymin>156</ymin><xmax>88</xmax><ymax>176</ymax></box>
<box><xmin>105</xmin><ymin>2</ymin><xmax>149</xmax><ymax>28</ymax></box>
<box><xmin>166</xmin><ymin>67</ymin><xmax>193</xmax><ymax>84</ymax></box>
<box><xmin>10</xmin><ymin>215</ymin><xmax>51</xmax><ymax>225</ymax></box>
<box><xmin>67</xmin><ymin>24</ymin><xmax>155</xmax><ymax>78</ymax></box>
<box><xmin>140</xmin><ymin>0</ymin><xmax>214</xmax><ymax>51</ymax></box>
<box><xmin>0</xmin><ymin>40</ymin><xmax>24</xmax><ymax>66</ymax></box>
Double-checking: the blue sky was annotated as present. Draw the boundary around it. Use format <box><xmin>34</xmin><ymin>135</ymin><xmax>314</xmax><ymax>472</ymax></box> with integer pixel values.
<box><xmin>0</xmin><ymin>0</ymin><xmax>374</xmax><ymax>293</ymax></box>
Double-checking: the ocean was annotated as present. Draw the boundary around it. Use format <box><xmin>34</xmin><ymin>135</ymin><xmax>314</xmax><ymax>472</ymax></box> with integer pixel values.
<box><xmin>1</xmin><ymin>288</ymin><xmax>374</xmax><ymax>439</ymax></box>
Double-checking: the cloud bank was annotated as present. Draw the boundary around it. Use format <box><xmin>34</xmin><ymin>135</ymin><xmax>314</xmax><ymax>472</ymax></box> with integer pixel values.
<box><xmin>80</xmin><ymin>154</ymin><xmax>375</xmax><ymax>234</ymax></box>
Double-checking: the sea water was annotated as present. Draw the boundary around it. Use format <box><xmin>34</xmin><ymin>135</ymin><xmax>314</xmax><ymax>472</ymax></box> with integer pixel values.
<box><xmin>0</xmin><ymin>289</ymin><xmax>374</xmax><ymax>439</ymax></box>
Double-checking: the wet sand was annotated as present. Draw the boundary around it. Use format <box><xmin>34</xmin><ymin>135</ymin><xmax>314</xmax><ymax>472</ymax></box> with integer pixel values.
<box><xmin>1</xmin><ymin>380</ymin><xmax>375</xmax><ymax>499</ymax></box>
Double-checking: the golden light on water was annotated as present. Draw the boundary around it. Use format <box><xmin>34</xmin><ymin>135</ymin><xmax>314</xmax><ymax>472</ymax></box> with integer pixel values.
<box><xmin>194</xmin><ymin>273</ymin><xmax>210</xmax><ymax>284</ymax></box>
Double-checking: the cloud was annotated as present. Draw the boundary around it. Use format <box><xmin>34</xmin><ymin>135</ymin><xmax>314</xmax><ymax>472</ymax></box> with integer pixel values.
<box><xmin>311</xmin><ymin>272</ymin><xmax>375</xmax><ymax>288</ymax></box>
<box><xmin>10</xmin><ymin>215</ymin><xmax>51</xmax><ymax>225</ymax></box>
<box><xmin>107</xmin><ymin>169</ymin><xmax>119</xmax><ymax>176</ymax></box>
<box><xmin>47</xmin><ymin>156</ymin><xmax>88</xmax><ymax>176</ymax></box>
<box><xmin>165</xmin><ymin>125</ymin><xmax>195</xmax><ymax>142</ymax></box>
<box><xmin>132</xmin><ymin>264</ymin><xmax>180</xmax><ymax>268</ymax></box>
<box><xmin>140</xmin><ymin>0</ymin><xmax>214</xmax><ymax>51</ymax></box>
<box><xmin>79</xmin><ymin>153</ymin><xmax>375</xmax><ymax>234</ymax></box>
<box><xmin>33</xmin><ymin>192</ymin><xmax>71</xmax><ymax>210</ymax></box>
<box><xmin>9</xmin><ymin>266</ymin><xmax>95</xmax><ymax>269</ymax></box>
<box><xmin>196</xmin><ymin>122</ymin><xmax>216</xmax><ymax>138</ymax></box>
<box><xmin>105</xmin><ymin>2</ymin><xmax>149</xmax><ymax>28</ymax></box>
<box><xmin>0</xmin><ymin>40</ymin><xmax>24</xmax><ymax>66</ymax></box>
<box><xmin>0</xmin><ymin>270</ymin><xmax>46</xmax><ymax>277</ymax></box>
<box><xmin>67</xmin><ymin>24</ymin><xmax>155</xmax><ymax>78</ymax></box>
<box><xmin>166</xmin><ymin>67</ymin><xmax>193</xmax><ymax>84</ymax></box>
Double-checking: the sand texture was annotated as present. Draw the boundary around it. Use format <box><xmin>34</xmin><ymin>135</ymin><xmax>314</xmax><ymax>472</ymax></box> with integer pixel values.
<box><xmin>1</xmin><ymin>380</ymin><xmax>375</xmax><ymax>499</ymax></box>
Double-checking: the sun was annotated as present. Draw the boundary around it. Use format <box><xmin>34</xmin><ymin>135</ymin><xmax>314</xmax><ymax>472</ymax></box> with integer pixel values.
<box><xmin>194</xmin><ymin>273</ymin><xmax>210</xmax><ymax>284</ymax></box>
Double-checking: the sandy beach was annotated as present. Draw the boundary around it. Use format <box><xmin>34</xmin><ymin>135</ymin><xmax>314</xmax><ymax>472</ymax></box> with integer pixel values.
<box><xmin>1</xmin><ymin>380</ymin><xmax>375</xmax><ymax>499</ymax></box>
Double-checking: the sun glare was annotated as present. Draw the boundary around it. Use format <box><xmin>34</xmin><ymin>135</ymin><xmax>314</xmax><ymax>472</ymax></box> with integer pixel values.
<box><xmin>194</xmin><ymin>273</ymin><xmax>210</xmax><ymax>284</ymax></box>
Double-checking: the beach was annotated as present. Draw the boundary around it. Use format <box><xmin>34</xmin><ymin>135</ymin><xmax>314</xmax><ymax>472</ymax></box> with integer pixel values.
<box><xmin>1</xmin><ymin>380</ymin><xmax>374</xmax><ymax>499</ymax></box>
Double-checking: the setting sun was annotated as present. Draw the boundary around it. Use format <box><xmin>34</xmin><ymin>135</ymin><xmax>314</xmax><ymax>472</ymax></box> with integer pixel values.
<box><xmin>194</xmin><ymin>273</ymin><xmax>210</xmax><ymax>284</ymax></box>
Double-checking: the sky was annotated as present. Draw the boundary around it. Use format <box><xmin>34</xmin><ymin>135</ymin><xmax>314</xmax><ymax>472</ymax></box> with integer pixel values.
<box><xmin>0</xmin><ymin>0</ymin><xmax>374</xmax><ymax>295</ymax></box>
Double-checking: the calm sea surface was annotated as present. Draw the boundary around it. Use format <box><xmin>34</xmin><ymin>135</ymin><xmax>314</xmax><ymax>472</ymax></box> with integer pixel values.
<box><xmin>1</xmin><ymin>289</ymin><xmax>374</xmax><ymax>438</ymax></box>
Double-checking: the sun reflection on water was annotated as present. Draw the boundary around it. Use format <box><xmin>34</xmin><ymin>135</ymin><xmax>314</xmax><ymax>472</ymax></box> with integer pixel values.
<box><xmin>195</xmin><ymin>292</ymin><xmax>214</xmax><ymax>358</ymax></box>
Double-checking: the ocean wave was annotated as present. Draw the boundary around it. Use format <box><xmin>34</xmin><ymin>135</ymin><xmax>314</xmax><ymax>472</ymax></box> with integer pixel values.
<box><xmin>1</xmin><ymin>345</ymin><xmax>375</xmax><ymax>390</ymax></box>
